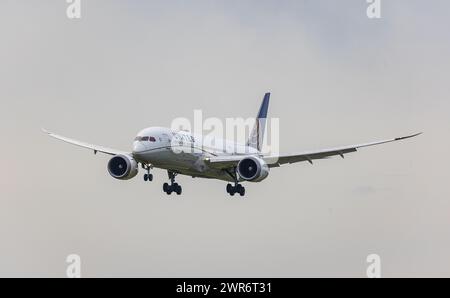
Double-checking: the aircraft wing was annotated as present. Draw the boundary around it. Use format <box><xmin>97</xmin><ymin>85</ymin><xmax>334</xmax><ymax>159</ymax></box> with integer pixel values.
<box><xmin>206</xmin><ymin>132</ymin><xmax>422</xmax><ymax>169</ymax></box>
<box><xmin>43</xmin><ymin>129</ymin><xmax>129</xmax><ymax>156</ymax></box>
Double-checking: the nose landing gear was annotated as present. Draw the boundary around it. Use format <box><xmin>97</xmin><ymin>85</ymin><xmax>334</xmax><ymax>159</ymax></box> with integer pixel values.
<box><xmin>142</xmin><ymin>164</ymin><xmax>153</xmax><ymax>181</ymax></box>
<box><xmin>163</xmin><ymin>171</ymin><xmax>182</xmax><ymax>195</ymax></box>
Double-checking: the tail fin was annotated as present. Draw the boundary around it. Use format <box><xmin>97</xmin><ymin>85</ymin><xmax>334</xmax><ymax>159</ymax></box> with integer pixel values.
<box><xmin>247</xmin><ymin>92</ymin><xmax>270</xmax><ymax>152</ymax></box>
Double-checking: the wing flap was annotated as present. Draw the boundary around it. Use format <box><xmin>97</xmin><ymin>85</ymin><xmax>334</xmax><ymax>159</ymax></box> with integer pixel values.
<box><xmin>205</xmin><ymin>155</ymin><xmax>245</xmax><ymax>169</ymax></box>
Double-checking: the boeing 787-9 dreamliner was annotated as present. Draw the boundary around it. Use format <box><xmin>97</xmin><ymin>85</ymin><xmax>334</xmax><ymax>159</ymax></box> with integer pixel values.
<box><xmin>44</xmin><ymin>93</ymin><xmax>421</xmax><ymax>196</ymax></box>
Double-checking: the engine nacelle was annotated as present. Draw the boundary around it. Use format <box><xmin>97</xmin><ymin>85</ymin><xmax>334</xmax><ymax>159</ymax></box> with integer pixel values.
<box><xmin>237</xmin><ymin>156</ymin><xmax>269</xmax><ymax>182</ymax></box>
<box><xmin>107</xmin><ymin>154</ymin><xmax>138</xmax><ymax>180</ymax></box>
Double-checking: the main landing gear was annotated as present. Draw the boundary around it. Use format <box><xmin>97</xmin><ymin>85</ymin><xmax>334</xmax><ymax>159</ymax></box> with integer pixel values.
<box><xmin>163</xmin><ymin>171</ymin><xmax>182</xmax><ymax>195</ymax></box>
<box><xmin>226</xmin><ymin>169</ymin><xmax>245</xmax><ymax>196</ymax></box>
<box><xmin>143</xmin><ymin>164</ymin><xmax>153</xmax><ymax>181</ymax></box>
<box><xmin>226</xmin><ymin>183</ymin><xmax>245</xmax><ymax>196</ymax></box>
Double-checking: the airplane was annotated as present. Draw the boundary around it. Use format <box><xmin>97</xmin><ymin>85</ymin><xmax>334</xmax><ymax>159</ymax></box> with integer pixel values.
<box><xmin>43</xmin><ymin>93</ymin><xmax>421</xmax><ymax>196</ymax></box>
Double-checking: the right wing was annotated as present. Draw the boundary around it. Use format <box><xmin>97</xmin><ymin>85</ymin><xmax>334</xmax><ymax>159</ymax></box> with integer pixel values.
<box><xmin>43</xmin><ymin>129</ymin><xmax>128</xmax><ymax>156</ymax></box>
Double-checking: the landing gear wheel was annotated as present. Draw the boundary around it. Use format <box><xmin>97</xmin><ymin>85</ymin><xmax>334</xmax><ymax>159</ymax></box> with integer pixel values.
<box><xmin>175</xmin><ymin>185</ymin><xmax>182</xmax><ymax>195</ymax></box>
<box><xmin>226</xmin><ymin>183</ymin><xmax>245</xmax><ymax>196</ymax></box>
<box><xmin>163</xmin><ymin>171</ymin><xmax>182</xmax><ymax>195</ymax></box>
<box><xmin>226</xmin><ymin>183</ymin><xmax>233</xmax><ymax>194</ymax></box>
<box><xmin>227</xmin><ymin>168</ymin><xmax>246</xmax><ymax>197</ymax></box>
<box><xmin>143</xmin><ymin>165</ymin><xmax>153</xmax><ymax>182</ymax></box>
<box><xmin>239</xmin><ymin>186</ymin><xmax>245</xmax><ymax>196</ymax></box>
<box><xmin>163</xmin><ymin>183</ymin><xmax>170</xmax><ymax>193</ymax></box>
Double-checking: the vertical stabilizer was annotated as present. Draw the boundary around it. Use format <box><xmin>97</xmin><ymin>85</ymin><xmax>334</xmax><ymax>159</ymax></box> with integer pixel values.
<box><xmin>247</xmin><ymin>92</ymin><xmax>270</xmax><ymax>152</ymax></box>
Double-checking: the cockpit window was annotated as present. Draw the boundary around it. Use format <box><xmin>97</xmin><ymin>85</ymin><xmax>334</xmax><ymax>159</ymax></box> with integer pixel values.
<box><xmin>135</xmin><ymin>136</ymin><xmax>157</xmax><ymax>142</ymax></box>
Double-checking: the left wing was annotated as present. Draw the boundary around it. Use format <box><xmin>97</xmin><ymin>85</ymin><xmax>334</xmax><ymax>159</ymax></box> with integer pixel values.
<box><xmin>265</xmin><ymin>132</ymin><xmax>422</xmax><ymax>167</ymax></box>
<box><xmin>43</xmin><ymin>129</ymin><xmax>129</xmax><ymax>156</ymax></box>
<box><xmin>206</xmin><ymin>132</ymin><xmax>422</xmax><ymax>169</ymax></box>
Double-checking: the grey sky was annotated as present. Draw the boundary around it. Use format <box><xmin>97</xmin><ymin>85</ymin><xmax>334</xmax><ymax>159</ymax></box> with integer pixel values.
<box><xmin>0</xmin><ymin>0</ymin><xmax>449</xmax><ymax>277</ymax></box>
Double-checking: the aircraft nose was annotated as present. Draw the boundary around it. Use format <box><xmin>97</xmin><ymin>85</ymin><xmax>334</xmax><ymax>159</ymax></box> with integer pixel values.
<box><xmin>132</xmin><ymin>141</ymin><xmax>146</xmax><ymax>153</ymax></box>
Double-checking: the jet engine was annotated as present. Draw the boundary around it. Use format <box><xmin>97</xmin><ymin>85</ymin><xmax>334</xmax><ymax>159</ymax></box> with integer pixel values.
<box><xmin>107</xmin><ymin>154</ymin><xmax>138</xmax><ymax>180</ymax></box>
<box><xmin>237</xmin><ymin>156</ymin><xmax>269</xmax><ymax>182</ymax></box>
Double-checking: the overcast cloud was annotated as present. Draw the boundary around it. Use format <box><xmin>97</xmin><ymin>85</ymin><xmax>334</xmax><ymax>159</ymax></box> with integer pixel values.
<box><xmin>0</xmin><ymin>0</ymin><xmax>449</xmax><ymax>277</ymax></box>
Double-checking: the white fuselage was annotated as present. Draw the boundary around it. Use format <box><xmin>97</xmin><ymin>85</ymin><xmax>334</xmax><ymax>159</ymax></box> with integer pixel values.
<box><xmin>131</xmin><ymin>127</ymin><xmax>259</xmax><ymax>182</ymax></box>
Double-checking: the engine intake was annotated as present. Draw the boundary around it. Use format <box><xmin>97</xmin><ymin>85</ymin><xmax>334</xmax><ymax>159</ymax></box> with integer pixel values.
<box><xmin>107</xmin><ymin>154</ymin><xmax>138</xmax><ymax>180</ymax></box>
<box><xmin>237</xmin><ymin>156</ymin><xmax>269</xmax><ymax>182</ymax></box>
